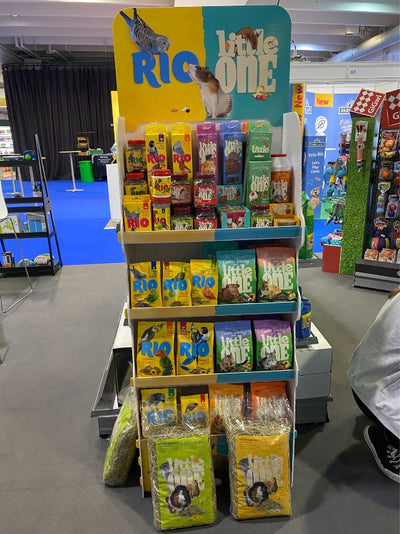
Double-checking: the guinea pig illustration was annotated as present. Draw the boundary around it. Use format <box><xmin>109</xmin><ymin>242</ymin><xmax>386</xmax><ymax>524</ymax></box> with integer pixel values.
<box><xmin>187</xmin><ymin>64</ymin><xmax>232</xmax><ymax>120</ymax></box>
<box><xmin>219</xmin><ymin>283</ymin><xmax>241</xmax><ymax>302</ymax></box>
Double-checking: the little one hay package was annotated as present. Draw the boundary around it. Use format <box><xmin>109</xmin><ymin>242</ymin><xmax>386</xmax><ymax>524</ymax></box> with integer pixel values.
<box><xmin>217</xmin><ymin>249</ymin><xmax>256</xmax><ymax>304</ymax></box>
<box><xmin>254</xmin><ymin>319</ymin><xmax>293</xmax><ymax>370</ymax></box>
<box><xmin>256</xmin><ymin>247</ymin><xmax>297</xmax><ymax>301</ymax></box>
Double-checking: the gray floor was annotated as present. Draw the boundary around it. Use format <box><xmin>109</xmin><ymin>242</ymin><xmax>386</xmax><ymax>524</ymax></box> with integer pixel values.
<box><xmin>0</xmin><ymin>264</ymin><xmax>398</xmax><ymax>534</ymax></box>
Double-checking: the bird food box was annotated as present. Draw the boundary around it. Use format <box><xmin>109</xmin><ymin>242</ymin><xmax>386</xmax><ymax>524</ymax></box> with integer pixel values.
<box><xmin>177</xmin><ymin>321</ymin><xmax>214</xmax><ymax>375</ymax></box>
<box><xmin>141</xmin><ymin>388</ymin><xmax>177</xmax><ymax>437</ymax></box>
<box><xmin>123</xmin><ymin>195</ymin><xmax>152</xmax><ymax>231</ymax></box>
<box><xmin>231</xmin><ymin>433</ymin><xmax>291</xmax><ymax>519</ymax></box>
<box><xmin>0</xmin><ymin>214</ymin><xmax>22</xmax><ymax>234</ymax></box>
<box><xmin>129</xmin><ymin>261</ymin><xmax>162</xmax><ymax>308</ymax></box>
<box><xmin>136</xmin><ymin>322</ymin><xmax>176</xmax><ymax>376</ymax></box>
<box><xmin>145</xmin><ymin>123</ymin><xmax>168</xmax><ymax>173</ymax></box>
<box><xmin>171</xmin><ymin>123</ymin><xmax>193</xmax><ymax>181</ymax></box>
<box><xmin>215</xmin><ymin>320</ymin><xmax>253</xmax><ymax>372</ymax></box>
<box><xmin>150</xmin><ymin>433</ymin><xmax>216</xmax><ymax>530</ymax></box>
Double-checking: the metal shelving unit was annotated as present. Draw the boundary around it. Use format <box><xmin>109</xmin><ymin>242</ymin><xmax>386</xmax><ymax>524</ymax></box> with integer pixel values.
<box><xmin>0</xmin><ymin>134</ymin><xmax>62</xmax><ymax>276</ymax></box>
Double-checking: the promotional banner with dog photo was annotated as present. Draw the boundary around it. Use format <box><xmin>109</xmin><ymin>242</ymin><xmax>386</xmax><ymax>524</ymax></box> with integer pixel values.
<box><xmin>113</xmin><ymin>6</ymin><xmax>291</xmax><ymax>131</ymax></box>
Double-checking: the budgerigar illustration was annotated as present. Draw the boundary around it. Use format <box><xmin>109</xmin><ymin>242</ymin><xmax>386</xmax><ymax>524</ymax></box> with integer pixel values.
<box><xmin>120</xmin><ymin>8</ymin><xmax>171</xmax><ymax>57</ymax></box>
<box><xmin>172</xmin><ymin>140</ymin><xmax>185</xmax><ymax>156</ymax></box>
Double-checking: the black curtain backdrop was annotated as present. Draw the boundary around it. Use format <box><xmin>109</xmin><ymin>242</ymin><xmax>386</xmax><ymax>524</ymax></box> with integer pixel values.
<box><xmin>2</xmin><ymin>64</ymin><xmax>116</xmax><ymax>180</ymax></box>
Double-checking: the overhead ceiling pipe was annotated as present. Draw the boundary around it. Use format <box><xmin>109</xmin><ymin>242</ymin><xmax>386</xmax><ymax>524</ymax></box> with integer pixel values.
<box><xmin>14</xmin><ymin>37</ymin><xmax>39</xmax><ymax>59</ymax></box>
<box><xmin>327</xmin><ymin>25</ymin><xmax>399</xmax><ymax>62</ymax></box>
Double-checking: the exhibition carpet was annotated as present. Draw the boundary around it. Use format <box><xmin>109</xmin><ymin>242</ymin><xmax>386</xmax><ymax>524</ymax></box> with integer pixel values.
<box><xmin>1</xmin><ymin>178</ymin><xmax>125</xmax><ymax>265</ymax></box>
<box><xmin>1</xmin><ymin>177</ymin><xmax>331</xmax><ymax>264</ymax></box>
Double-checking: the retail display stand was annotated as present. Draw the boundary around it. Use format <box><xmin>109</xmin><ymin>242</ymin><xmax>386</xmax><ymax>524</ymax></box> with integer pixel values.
<box><xmin>117</xmin><ymin>112</ymin><xmax>304</xmax><ymax>494</ymax></box>
<box><xmin>0</xmin><ymin>134</ymin><xmax>62</xmax><ymax>276</ymax></box>
<box><xmin>113</xmin><ymin>5</ymin><xmax>304</xmax><ymax>505</ymax></box>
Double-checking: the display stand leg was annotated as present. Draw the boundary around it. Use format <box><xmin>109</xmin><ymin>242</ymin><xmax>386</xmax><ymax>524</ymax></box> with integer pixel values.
<box><xmin>7</xmin><ymin>167</ymin><xmax>20</xmax><ymax>196</ymax></box>
<box><xmin>66</xmin><ymin>153</ymin><xmax>83</xmax><ymax>192</ymax></box>
<box><xmin>16</xmin><ymin>167</ymin><xmax>24</xmax><ymax>197</ymax></box>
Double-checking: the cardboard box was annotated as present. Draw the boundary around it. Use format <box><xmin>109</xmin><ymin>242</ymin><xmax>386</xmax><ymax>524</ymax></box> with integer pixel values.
<box><xmin>296</xmin><ymin>323</ymin><xmax>333</xmax><ymax>376</ymax></box>
<box><xmin>26</xmin><ymin>212</ymin><xmax>46</xmax><ymax>232</ymax></box>
<box><xmin>0</xmin><ymin>214</ymin><xmax>22</xmax><ymax>233</ymax></box>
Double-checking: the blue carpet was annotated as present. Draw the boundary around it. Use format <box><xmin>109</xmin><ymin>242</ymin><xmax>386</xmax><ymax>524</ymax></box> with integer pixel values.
<box><xmin>1</xmin><ymin>179</ymin><xmax>125</xmax><ymax>265</ymax></box>
<box><xmin>2</xmin><ymin>177</ymin><xmax>334</xmax><ymax>264</ymax></box>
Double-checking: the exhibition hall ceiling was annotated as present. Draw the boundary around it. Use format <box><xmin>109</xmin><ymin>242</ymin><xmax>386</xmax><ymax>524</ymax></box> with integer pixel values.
<box><xmin>0</xmin><ymin>0</ymin><xmax>398</xmax><ymax>65</ymax></box>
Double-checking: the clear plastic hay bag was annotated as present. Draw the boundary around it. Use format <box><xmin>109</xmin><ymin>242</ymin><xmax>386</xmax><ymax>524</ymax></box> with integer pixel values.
<box><xmin>103</xmin><ymin>386</ymin><xmax>138</xmax><ymax>486</ymax></box>
<box><xmin>147</xmin><ymin>412</ymin><xmax>217</xmax><ymax>530</ymax></box>
<box><xmin>225</xmin><ymin>416</ymin><xmax>292</xmax><ymax>520</ymax></box>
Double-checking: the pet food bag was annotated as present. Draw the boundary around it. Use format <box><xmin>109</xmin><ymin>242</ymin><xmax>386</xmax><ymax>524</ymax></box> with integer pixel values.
<box><xmin>256</xmin><ymin>247</ymin><xmax>297</xmax><ymax>301</ymax></box>
<box><xmin>217</xmin><ymin>250</ymin><xmax>256</xmax><ymax>304</ymax></box>
<box><xmin>208</xmin><ymin>384</ymin><xmax>244</xmax><ymax>434</ymax></box>
<box><xmin>245</xmin><ymin>161</ymin><xmax>272</xmax><ymax>207</ymax></box>
<box><xmin>103</xmin><ymin>386</ymin><xmax>138</xmax><ymax>486</ymax></box>
<box><xmin>254</xmin><ymin>320</ymin><xmax>293</xmax><ymax>370</ymax></box>
<box><xmin>225</xmin><ymin>418</ymin><xmax>291</xmax><ymax>520</ymax></box>
<box><xmin>250</xmin><ymin>382</ymin><xmax>293</xmax><ymax>428</ymax></box>
<box><xmin>141</xmin><ymin>388</ymin><xmax>177</xmax><ymax>437</ymax></box>
<box><xmin>190</xmin><ymin>259</ymin><xmax>218</xmax><ymax>305</ymax></box>
<box><xmin>177</xmin><ymin>321</ymin><xmax>214</xmax><ymax>375</ymax></box>
<box><xmin>130</xmin><ymin>261</ymin><xmax>162</xmax><ymax>308</ymax></box>
<box><xmin>163</xmin><ymin>262</ymin><xmax>191</xmax><ymax>307</ymax></box>
<box><xmin>215</xmin><ymin>321</ymin><xmax>253</xmax><ymax>372</ymax></box>
<box><xmin>245</xmin><ymin>120</ymin><xmax>272</xmax><ymax>162</ymax></box>
<box><xmin>147</xmin><ymin>425</ymin><xmax>217</xmax><ymax>530</ymax></box>
<box><xmin>180</xmin><ymin>393</ymin><xmax>209</xmax><ymax>427</ymax></box>
<box><xmin>136</xmin><ymin>322</ymin><xmax>176</xmax><ymax>376</ymax></box>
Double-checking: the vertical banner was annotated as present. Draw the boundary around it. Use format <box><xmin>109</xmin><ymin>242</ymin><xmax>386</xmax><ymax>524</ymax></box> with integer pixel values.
<box><xmin>291</xmin><ymin>83</ymin><xmax>305</xmax><ymax>139</ymax></box>
<box><xmin>113</xmin><ymin>6</ymin><xmax>291</xmax><ymax>131</ymax></box>
<box><xmin>302</xmin><ymin>135</ymin><xmax>326</xmax><ymax>219</ymax></box>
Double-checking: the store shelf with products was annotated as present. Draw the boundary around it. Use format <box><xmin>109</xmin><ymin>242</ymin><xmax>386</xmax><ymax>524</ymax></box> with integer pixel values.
<box><xmin>0</xmin><ymin>135</ymin><xmax>62</xmax><ymax>276</ymax></box>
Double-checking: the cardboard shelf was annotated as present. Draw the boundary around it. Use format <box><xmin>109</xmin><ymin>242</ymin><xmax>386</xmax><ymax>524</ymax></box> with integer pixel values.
<box><xmin>122</xmin><ymin>225</ymin><xmax>303</xmax><ymax>244</ymax></box>
<box><xmin>135</xmin><ymin>369</ymin><xmax>297</xmax><ymax>388</ymax></box>
<box><xmin>128</xmin><ymin>301</ymin><xmax>298</xmax><ymax>320</ymax></box>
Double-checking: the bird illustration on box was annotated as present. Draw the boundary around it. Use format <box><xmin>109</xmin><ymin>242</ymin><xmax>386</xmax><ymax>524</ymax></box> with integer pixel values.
<box><xmin>143</xmin><ymin>392</ymin><xmax>165</xmax><ymax>407</ymax></box>
<box><xmin>119</xmin><ymin>8</ymin><xmax>171</xmax><ymax>57</ymax></box>
<box><xmin>138</xmin><ymin>324</ymin><xmax>163</xmax><ymax>352</ymax></box>
<box><xmin>130</xmin><ymin>265</ymin><xmax>147</xmax><ymax>280</ymax></box>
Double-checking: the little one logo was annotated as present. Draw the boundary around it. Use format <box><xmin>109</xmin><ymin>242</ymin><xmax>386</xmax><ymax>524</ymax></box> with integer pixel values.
<box><xmin>262</xmin><ymin>260</ymin><xmax>294</xmax><ymax>290</ymax></box>
<box><xmin>222</xmin><ymin>263</ymin><xmax>252</xmax><ymax>292</ymax></box>
<box><xmin>221</xmin><ymin>334</ymin><xmax>250</xmax><ymax>364</ymax></box>
<box><xmin>261</xmin><ymin>332</ymin><xmax>290</xmax><ymax>361</ymax></box>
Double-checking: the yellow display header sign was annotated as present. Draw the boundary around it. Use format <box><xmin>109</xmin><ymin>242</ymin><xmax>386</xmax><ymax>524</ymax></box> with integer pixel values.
<box><xmin>113</xmin><ymin>6</ymin><xmax>292</xmax><ymax>131</ymax></box>
<box><xmin>314</xmin><ymin>93</ymin><xmax>334</xmax><ymax>107</ymax></box>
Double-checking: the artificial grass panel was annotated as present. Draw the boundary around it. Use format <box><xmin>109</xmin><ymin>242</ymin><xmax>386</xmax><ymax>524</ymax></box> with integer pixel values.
<box><xmin>340</xmin><ymin>117</ymin><xmax>375</xmax><ymax>274</ymax></box>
